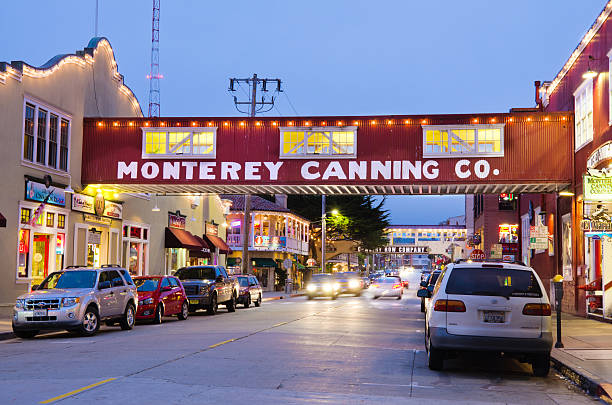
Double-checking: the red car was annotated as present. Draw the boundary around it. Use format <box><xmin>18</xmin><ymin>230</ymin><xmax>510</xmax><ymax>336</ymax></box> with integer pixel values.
<box><xmin>133</xmin><ymin>275</ymin><xmax>189</xmax><ymax>323</ymax></box>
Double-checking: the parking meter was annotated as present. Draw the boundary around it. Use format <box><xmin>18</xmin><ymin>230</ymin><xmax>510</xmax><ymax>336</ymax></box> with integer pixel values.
<box><xmin>552</xmin><ymin>275</ymin><xmax>564</xmax><ymax>348</ymax></box>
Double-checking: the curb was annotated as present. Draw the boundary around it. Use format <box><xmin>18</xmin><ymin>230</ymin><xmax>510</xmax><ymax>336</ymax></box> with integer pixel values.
<box><xmin>551</xmin><ymin>353</ymin><xmax>612</xmax><ymax>403</ymax></box>
<box><xmin>0</xmin><ymin>331</ymin><xmax>14</xmax><ymax>341</ymax></box>
<box><xmin>262</xmin><ymin>293</ymin><xmax>304</xmax><ymax>302</ymax></box>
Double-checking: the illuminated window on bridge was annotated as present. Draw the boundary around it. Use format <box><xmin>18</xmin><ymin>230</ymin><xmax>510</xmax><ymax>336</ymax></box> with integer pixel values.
<box><xmin>280</xmin><ymin>127</ymin><xmax>357</xmax><ymax>158</ymax></box>
<box><xmin>142</xmin><ymin>128</ymin><xmax>216</xmax><ymax>158</ymax></box>
<box><xmin>423</xmin><ymin>125</ymin><xmax>504</xmax><ymax>157</ymax></box>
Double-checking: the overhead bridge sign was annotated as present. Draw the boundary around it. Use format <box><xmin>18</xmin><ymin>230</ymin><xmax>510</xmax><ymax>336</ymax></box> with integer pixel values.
<box><xmin>360</xmin><ymin>246</ymin><xmax>430</xmax><ymax>254</ymax></box>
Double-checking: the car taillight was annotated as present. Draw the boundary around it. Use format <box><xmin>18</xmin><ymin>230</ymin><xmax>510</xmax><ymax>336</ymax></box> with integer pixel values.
<box><xmin>434</xmin><ymin>299</ymin><xmax>466</xmax><ymax>312</ymax></box>
<box><xmin>522</xmin><ymin>303</ymin><xmax>551</xmax><ymax>316</ymax></box>
<box><xmin>392</xmin><ymin>283</ymin><xmax>402</xmax><ymax>289</ymax></box>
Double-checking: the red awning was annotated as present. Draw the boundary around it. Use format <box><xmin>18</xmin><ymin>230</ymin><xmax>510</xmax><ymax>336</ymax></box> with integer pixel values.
<box><xmin>0</xmin><ymin>212</ymin><xmax>5</xmax><ymax>227</ymax></box>
<box><xmin>191</xmin><ymin>235</ymin><xmax>212</xmax><ymax>258</ymax></box>
<box><xmin>203</xmin><ymin>234</ymin><xmax>232</xmax><ymax>254</ymax></box>
<box><xmin>165</xmin><ymin>227</ymin><xmax>202</xmax><ymax>250</ymax></box>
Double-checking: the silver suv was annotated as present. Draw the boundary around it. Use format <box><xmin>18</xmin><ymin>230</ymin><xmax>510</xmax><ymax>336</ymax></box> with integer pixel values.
<box><xmin>12</xmin><ymin>266</ymin><xmax>138</xmax><ymax>338</ymax></box>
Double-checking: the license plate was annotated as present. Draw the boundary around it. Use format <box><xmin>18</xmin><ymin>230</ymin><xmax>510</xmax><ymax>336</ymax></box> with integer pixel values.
<box><xmin>483</xmin><ymin>311</ymin><xmax>505</xmax><ymax>323</ymax></box>
<box><xmin>189</xmin><ymin>300</ymin><xmax>199</xmax><ymax>305</ymax></box>
<box><xmin>33</xmin><ymin>309</ymin><xmax>47</xmax><ymax>317</ymax></box>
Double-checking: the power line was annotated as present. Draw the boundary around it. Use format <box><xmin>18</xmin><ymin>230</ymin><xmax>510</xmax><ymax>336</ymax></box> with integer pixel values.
<box><xmin>282</xmin><ymin>90</ymin><xmax>299</xmax><ymax>116</ymax></box>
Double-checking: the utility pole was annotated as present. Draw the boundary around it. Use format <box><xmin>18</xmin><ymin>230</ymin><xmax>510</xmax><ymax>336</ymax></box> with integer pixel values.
<box><xmin>147</xmin><ymin>0</ymin><xmax>161</xmax><ymax>117</ymax></box>
<box><xmin>321</xmin><ymin>195</ymin><xmax>326</xmax><ymax>273</ymax></box>
<box><xmin>229</xmin><ymin>74</ymin><xmax>282</xmax><ymax>276</ymax></box>
<box><xmin>94</xmin><ymin>0</ymin><xmax>99</xmax><ymax>37</ymax></box>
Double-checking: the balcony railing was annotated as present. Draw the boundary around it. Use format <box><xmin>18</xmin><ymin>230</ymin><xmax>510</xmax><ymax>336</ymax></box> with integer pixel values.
<box><xmin>227</xmin><ymin>233</ymin><xmax>309</xmax><ymax>255</ymax></box>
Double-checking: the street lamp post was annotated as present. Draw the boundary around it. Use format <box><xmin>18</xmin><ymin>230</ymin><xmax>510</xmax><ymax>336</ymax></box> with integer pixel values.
<box><xmin>321</xmin><ymin>195</ymin><xmax>326</xmax><ymax>274</ymax></box>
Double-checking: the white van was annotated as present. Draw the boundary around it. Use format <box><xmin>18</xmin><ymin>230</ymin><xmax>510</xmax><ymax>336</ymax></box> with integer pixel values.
<box><xmin>419</xmin><ymin>261</ymin><xmax>553</xmax><ymax>376</ymax></box>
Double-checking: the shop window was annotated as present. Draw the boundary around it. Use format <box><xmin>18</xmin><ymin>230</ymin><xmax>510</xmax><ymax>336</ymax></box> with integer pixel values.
<box><xmin>56</xmin><ymin>233</ymin><xmax>65</xmax><ymax>271</ymax></box>
<box><xmin>22</xmin><ymin>99</ymin><xmax>70</xmax><ymax>171</ymax></box>
<box><xmin>574</xmin><ymin>78</ymin><xmax>593</xmax><ymax>150</ymax></box>
<box><xmin>143</xmin><ymin>228</ymin><xmax>148</xmax><ymax>240</ymax></box>
<box><xmin>20</xmin><ymin>208</ymin><xmax>31</xmax><ymax>224</ymax></box>
<box><xmin>46</xmin><ymin>212</ymin><xmax>55</xmax><ymax>227</ymax></box>
<box><xmin>499</xmin><ymin>224</ymin><xmax>519</xmax><ymax>244</ymax></box>
<box><xmin>57</xmin><ymin>214</ymin><xmax>65</xmax><ymax>229</ymax></box>
<box><xmin>123</xmin><ymin>225</ymin><xmax>129</xmax><ymax>237</ymax></box>
<box><xmin>142</xmin><ymin>128</ymin><xmax>217</xmax><ymax>158</ymax></box>
<box><xmin>130</xmin><ymin>226</ymin><xmax>142</xmax><ymax>239</ymax></box>
<box><xmin>498</xmin><ymin>193</ymin><xmax>517</xmax><ymax>211</ymax></box>
<box><xmin>18</xmin><ymin>229</ymin><xmax>30</xmax><ymax>278</ymax></box>
<box><xmin>423</xmin><ymin>125</ymin><xmax>504</xmax><ymax>157</ymax></box>
<box><xmin>35</xmin><ymin>212</ymin><xmax>44</xmax><ymax>226</ymax></box>
<box><xmin>280</xmin><ymin>127</ymin><xmax>357</xmax><ymax>158</ymax></box>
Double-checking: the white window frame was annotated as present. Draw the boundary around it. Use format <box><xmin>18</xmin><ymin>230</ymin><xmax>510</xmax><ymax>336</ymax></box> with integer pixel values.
<box><xmin>22</xmin><ymin>97</ymin><xmax>72</xmax><ymax>173</ymax></box>
<box><xmin>574</xmin><ymin>78</ymin><xmax>594</xmax><ymax>151</ymax></box>
<box><xmin>422</xmin><ymin>124</ymin><xmax>505</xmax><ymax>158</ymax></box>
<box><xmin>279</xmin><ymin>126</ymin><xmax>358</xmax><ymax>159</ymax></box>
<box><xmin>608</xmin><ymin>48</ymin><xmax>612</xmax><ymax>126</ymax></box>
<box><xmin>121</xmin><ymin>221</ymin><xmax>150</xmax><ymax>276</ymax></box>
<box><xmin>141</xmin><ymin>127</ymin><xmax>217</xmax><ymax>159</ymax></box>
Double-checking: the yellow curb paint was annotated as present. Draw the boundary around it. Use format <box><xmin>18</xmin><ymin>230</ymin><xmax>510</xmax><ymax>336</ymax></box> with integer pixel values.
<box><xmin>208</xmin><ymin>339</ymin><xmax>235</xmax><ymax>348</ymax></box>
<box><xmin>40</xmin><ymin>377</ymin><xmax>116</xmax><ymax>404</ymax></box>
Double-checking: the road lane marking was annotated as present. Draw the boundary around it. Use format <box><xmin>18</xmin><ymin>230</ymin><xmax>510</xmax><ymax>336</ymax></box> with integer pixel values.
<box><xmin>39</xmin><ymin>378</ymin><xmax>116</xmax><ymax>404</ymax></box>
<box><xmin>272</xmin><ymin>321</ymin><xmax>288</xmax><ymax>327</ymax></box>
<box><xmin>208</xmin><ymin>338</ymin><xmax>235</xmax><ymax>348</ymax></box>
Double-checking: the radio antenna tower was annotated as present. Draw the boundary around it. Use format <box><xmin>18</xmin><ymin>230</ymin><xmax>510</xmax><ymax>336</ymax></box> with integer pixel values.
<box><xmin>147</xmin><ymin>0</ymin><xmax>161</xmax><ymax>117</ymax></box>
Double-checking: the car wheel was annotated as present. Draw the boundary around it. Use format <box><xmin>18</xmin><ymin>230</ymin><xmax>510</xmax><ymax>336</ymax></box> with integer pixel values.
<box><xmin>177</xmin><ymin>301</ymin><xmax>189</xmax><ymax>320</ymax></box>
<box><xmin>152</xmin><ymin>304</ymin><xmax>163</xmax><ymax>324</ymax></box>
<box><xmin>254</xmin><ymin>294</ymin><xmax>261</xmax><ymax>307</ymax></box>
<box><xmin>244</xmin><ymin>295</ymin><xmax>250</xmax><ymax>308</ymax></box>
<box><xmin>78</xmin><ymin>306</ymin><xmax>100</xmax><ymax>337</ymax></box>
<box><xmin>532</xmin><ymin>354</ymin><xmax>551</xmax><ymax>377</ymax></box>
<box><xmin>13</xmin><ymin>330</ymin><xmax>38</xmax><ymax>339</ymax></box>
<box><xmin>226</xmin><ymin>294</ymin><xmax>236</xmax><ymax>312</ymax></box>
<box><xmin>119</xmin><ymin>303</ymin><xmax>136</xmax><ymax>330</ymax></box>
<box><xmin>420</xmin><ymin>299</ymin><xmax>425</xmax><ymax>313</ymax></box>
<box><xmin>427</xmin><ymin>335</ymin><xmax>444</xmax><ymax>371</ymax></box>
<box><xmin>207</xmin><ymin>294</ymin><xmax>218</xmax><ymax>315</ymax></box>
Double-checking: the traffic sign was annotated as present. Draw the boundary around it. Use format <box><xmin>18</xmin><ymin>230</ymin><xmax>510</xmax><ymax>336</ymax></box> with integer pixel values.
<box><xmin>469</xmin><ymin>249</ymin><xmax>486</xmax><ymax>260</ymax></box>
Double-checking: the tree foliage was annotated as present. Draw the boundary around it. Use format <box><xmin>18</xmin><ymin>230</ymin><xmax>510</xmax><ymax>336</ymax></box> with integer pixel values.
<box><xmin>285</xmin><ymin>195</ymin><xmax>390</xmax><ymax>250</ymax></box>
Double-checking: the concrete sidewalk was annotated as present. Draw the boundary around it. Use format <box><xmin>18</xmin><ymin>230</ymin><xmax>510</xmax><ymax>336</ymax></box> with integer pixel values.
<box><xmin>551</xmin><ymin>312</ymin><xmax>612</xmax><ymax>402</ymax></box>
<box><xmin>261</xmin><ymin>290</ymin><xmax>304</xmax><ymax>302</ymax></box>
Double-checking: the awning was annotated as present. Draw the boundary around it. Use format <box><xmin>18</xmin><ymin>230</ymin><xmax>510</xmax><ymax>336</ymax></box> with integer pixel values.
<box><xmin>203</xmin><ymin>234</ymin><xmax>232</xmax><ymax>254</ymax></box>
<box><xmin>251</xmin><ymin>258</ymin><xmax>278</xmax><ymax>268</ymax></box>
<box><xmin>190</xmin><ymin>235</ymin><xmax>212</xmax><ymax>258</ymax></box>
<box><xmin>0</xmin><ymin>212</ymin><xmax>5</xmax><ymax>227</ymax></box>
<box><xmin>227</xmin><ymin>257</ymin><xmax>242</xmax><ymax>266</ymax></box>
<box><xmin>165</xmin><ymin>227</ymin><xmax>202</xmax><ymax>250</ymax></box>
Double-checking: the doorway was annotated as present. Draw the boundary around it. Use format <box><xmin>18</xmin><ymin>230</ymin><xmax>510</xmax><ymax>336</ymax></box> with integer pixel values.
<box><xmin>32</xmin><ymin>234</ymin><xmax>50</xmax><ymax>285</ymax></box>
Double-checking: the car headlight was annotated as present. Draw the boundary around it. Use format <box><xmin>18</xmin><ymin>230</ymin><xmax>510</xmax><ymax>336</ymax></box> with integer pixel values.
<box><xmin>322</xmin><ymin>283</ymin><xmax>332</xmax><ymax>292</ymax></box>
<box><xmin>348</xmin><ymin>280</ymin><xmax>359</xmax><ymax>289</ymax></box>
<box><xmin>139</xmin><ymin>298</ymin><xmax>154</xmax><ymax>305</ymax></box>
<box><xmin>334</xmin><ymin>283</ymin><xmax>340</xmax><ymax>290</ymax></box>
<box><xmin>62</xmin><ymin>297</ymin><xmax>80</xmax><ymax>307</ymax></box>
<box><xmin>307</xmin><ymin>284</ymin><xmax>316</xmax><ymax>292</ymax></box>
<box><xmin>15</xmin><ymin>299</ymin><xmax>25</xmax><ymax>310</ymax></box>
<box><xmin>200</xmin><ymin>285</ymin><xmax>209</xmax><ymax>294</ymax></box>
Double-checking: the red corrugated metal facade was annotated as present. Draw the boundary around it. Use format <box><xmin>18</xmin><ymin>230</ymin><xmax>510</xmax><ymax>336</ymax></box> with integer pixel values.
<box><xmin>82</xmin><ymin>112</ymin><xmax>573</xmax><ymax>192</ymax></box>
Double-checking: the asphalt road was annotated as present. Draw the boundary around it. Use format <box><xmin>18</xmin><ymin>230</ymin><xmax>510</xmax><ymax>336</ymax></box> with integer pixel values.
<box><xmin>0</xmin><ymin>279</ymin><xmax>596</xmax><ymax>404</ymax></box>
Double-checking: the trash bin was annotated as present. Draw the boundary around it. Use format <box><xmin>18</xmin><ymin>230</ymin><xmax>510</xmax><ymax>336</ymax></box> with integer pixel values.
<box><xmin>285</xmin><ymin>278</ymin><xmax>293</xmax><ymax>294</ymax></box>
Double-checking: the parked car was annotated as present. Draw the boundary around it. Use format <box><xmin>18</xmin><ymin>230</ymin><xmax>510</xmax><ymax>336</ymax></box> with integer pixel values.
<box><xmin>419</xmin><ymin>261</ymin><xmax>553</xmax><ymax>376</ymax></box>
<box><xmin>371</xmin><ymin>276</ymin><xmax>403</xmax><ymax>300</ymax></box>
<box><xmin>418</xmin><ymin>270</ymin><xmax>441</xmax><ymax>312</ymax></box>
<box><xmin>175</xmin><ymin>266</ymin><xmax>238</xmax><ymax>315</ymax></box>
<box><xmin>234</xmin><ymin>275</ymin><xmax>263</xmax><ymax>308</ymax></box>
<box><xmin>333</xmin><ymin>272</ymin><xmax>363</xmax><ymax>296</ymax></box>
<box><xmin>133</xmin><ymin>275</ymin><xmax>189</xmax><ymax>323</ymax></box>
<box><xmin>306</xmin><ymin>273</ymin><xmax>340</xmax><ymax>299</ymax></box>
<box><xmin>12</xmin><ymin>266</ymin><xmax>138</xmax><ymax>338</ymax></box>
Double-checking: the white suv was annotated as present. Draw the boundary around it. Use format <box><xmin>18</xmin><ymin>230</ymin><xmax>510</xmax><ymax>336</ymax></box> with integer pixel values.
<box><xmin>419</xmin><ymin>261</ymin><xmax>552</xmax><ymax>376</ymax></box>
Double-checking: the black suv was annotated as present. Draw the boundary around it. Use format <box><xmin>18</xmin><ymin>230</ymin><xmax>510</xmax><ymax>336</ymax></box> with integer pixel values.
<box><xmin>175</xmin><ymin>266</ymin><xmax>238</xmax><ymax>315</ymax></box>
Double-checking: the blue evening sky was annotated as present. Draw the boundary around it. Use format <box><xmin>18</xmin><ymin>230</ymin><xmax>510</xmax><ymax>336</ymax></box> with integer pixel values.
<box><xmin>0</xmin><ymin>1</ymin><xmax>606</xmax><ymax>224</ymax></box>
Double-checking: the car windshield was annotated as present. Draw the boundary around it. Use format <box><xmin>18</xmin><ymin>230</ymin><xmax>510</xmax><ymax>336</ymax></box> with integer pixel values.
<box><xmin>175</xmin><ymin>267</ymin><xmax>216</xmax><ymax>280</ymax></box>
<box><xmin>429</xmin><ymin>272</ymin><xmax>441</xmax><ymax>285</ymax></box>
<box><xmin>445</xmin><ymin>267</ymin><xmax>543</xmax><ymax>298</ymax></box>
<box><xmin>135</xmin><ymin>278</ymin><xmax>160</xmax><ymax>292</ymax></box>
<box><xmin>312</xmin><ymin>274</ymin><xmax>332</xmax><ymax>282</ymax></box>
<box><xmin>237</xmin><ymin>277</ymin><xmax>249</xmax><ymax>287</ymax></box>
<box><xmin>39</xmin><ymin>271</ymin><xmax>97</xmax><ymax>289</ymax></box>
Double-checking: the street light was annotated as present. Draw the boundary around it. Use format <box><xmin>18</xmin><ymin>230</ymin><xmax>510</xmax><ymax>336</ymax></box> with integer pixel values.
<box><xmin>331</xmin><ymin>209</ymin><xmax>339</xmax><ymax>216</ymax></box>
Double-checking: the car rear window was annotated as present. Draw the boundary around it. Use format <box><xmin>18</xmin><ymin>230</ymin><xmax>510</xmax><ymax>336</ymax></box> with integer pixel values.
<box><xmin>237</xmin><ymin>277</ymin><xmax>249</xmax><ymax>287</ymax></box>
<box><xmin>445</xmin><ymin>267</ymin><xmax>542</xmax><ymax>298</ymax></box>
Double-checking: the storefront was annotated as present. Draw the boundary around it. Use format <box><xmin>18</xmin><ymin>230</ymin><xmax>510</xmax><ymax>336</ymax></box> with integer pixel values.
<box><xmin>202</xmin><ymin>221</ymin><xmax>230</xmax><ymax>267</ymax></box>
<box><xmin>165</xmin><ymin>211</ymin><xmax>208</xmax><ymax>274</ymax></box>
<box><xmin>251</xmin><ymin>258</ymin><xmax>277</xmax><ymax>291</ymax></box>
<box><xmin>580</xmin><ymin>174</ymin><xmax>612</xmax><ymax>320</ymax></box>
<box><xmin>17</xmin><ymin>179</ymin><xmax>69</xmax><ymax>286</ymax></box>
<box><xmin>71</xmin><ymin>192</ymin><xmax>124</xmax><ymax>269</ymax></box>
<box><xmin>122</xmin><ymin>221</ymin><xmax>150</xmax><ymax>275</ymax></box>
<box><xmin>498</xmin><ymin>224</ymin><xmax>519</xmax><ymax>262</ymax></box>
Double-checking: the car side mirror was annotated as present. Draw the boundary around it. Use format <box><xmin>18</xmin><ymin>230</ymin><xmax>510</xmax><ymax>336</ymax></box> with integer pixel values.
<box><xmin>417</xmin><ymin>289</ymin><xmax>431</xmax><ymax>298</ymax></box>
<box><xmin>161</xmin><ymin>286</ymin><xmax>172</xmax><ymax>292</ymax></box>
<box><xmin>98</xmin><ymin>281</ymin><xmax>111</xmax><ymax>290</ymax></box>
<box><xmin>420</xmin><ymin>280</ymin><xmax>428</xmax><ymax>287</ymax></box>
<box><xmin>31</xmin><ymin>284</ymin><xmax>39</xmax><ymax>291</ymax></box>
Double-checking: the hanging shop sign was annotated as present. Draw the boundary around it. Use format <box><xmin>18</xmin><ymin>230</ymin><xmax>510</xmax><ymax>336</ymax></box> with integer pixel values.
<box><xmin>72</xmin><ymin>193</ymin><xmax>123</xmax><ymax>219</ymax></box>
<box><xmin>254</xmin><ymin>235</ymin><xmax>287</xmax><ymax>248</ymax></box>
<box><xmin>580</xmin><ymin>218</ymin><xmax>612</xmax><ymax>232</ymax></box>
<box><xmin>529</xmin><ymin>225</ymin><xmax>549</xmax><ymax>249</ymax></box>
<box><xmin>87</xmin><ymin>229</ymin><xmax>102</xmax><ymax>245</ymax></box>
<box><xmin>363</xmin><ymin>245</ymin><xmax>429</xmax><ymax>254</ymax></box>
<box><xmin>205</xmin><ymin>222</ymin><xmax>218</xmax><ymax>236</ymax></box>
<box><xmin>83</xmin><ymin>213</ymin><xmax>112</xmax><ymax>226</ymax></box>
<box><xmin>168</xmin><ymin>211</ymin><xmax>186</xmax><ymax>230</ymax></box>
<box><xmin>490</xmin><ymin>244</ymin><xmax>503</xmax><ymax>259</ymax></box>
<box><xmin>25</xmin><ymin>180</ymin><xmax>66</xmax><ymax>207</ymax></box>
<box><xmin>584</xmin><ymin>175</ymin><xmax>612</xmax><ymax>201</ymax></box>
<box><xmin>587</xmin><ymin>141</ymin><xmax>612</xmax><ymax>169</ymax></box>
